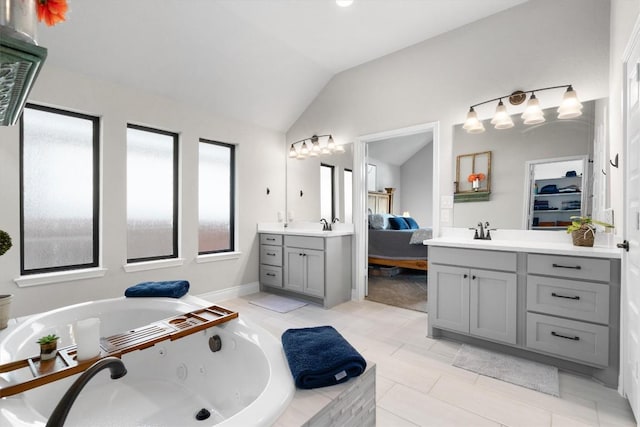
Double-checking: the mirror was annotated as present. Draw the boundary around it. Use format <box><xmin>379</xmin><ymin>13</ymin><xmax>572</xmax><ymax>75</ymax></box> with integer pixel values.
<box><xmin>452</xmin><ymin>99</ymin><xmax>607</xmax><ymax>229</ymax></box>
<box><xmin>286</xmin><ymin>143</ymin><xmax>354</xmax><ymax>223</ymax></box>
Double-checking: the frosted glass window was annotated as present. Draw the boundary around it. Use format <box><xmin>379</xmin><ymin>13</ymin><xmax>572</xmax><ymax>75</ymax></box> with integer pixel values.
<box><xmin>127</xmin><ymin>125</ymin><xmax>178</xmax><ymax>262</ymax></box>
<box><xmin>21</xmin><ymin>105</ymin><xmax>99</xmax><ymax>274</ymax></box>
<box><xmin>320</xmin><ymin>164</ymin><xmax>334</xmax><ymax>221</ymax></box>
<box><xmin>198</xmin><ymin>140</ymin><xmax>235</xmax><ymax>254</ymax></box>
<box><xmin>344</xmin><ymin>169</ymin><xmax>353</xmax><ymax>224</ymax></box>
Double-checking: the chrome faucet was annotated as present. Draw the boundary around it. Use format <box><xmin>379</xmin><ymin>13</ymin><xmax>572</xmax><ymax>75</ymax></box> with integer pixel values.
<box><xmin>320</xmin><ymin>218</ymin><xmax>331</xmax><ymax>231</ymax></box>
<box><xmin>470</xmin><ymin>221</ymin><xmax>494</xmax><ymax>240</ymax></box>
<box><xmin>46</xmin><ymin>357</ymin><xmax>127</xmax><ymax>427</ymax></box>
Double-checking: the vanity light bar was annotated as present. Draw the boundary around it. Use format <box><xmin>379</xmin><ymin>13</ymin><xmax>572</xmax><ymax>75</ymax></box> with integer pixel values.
<box><xmin>463</xmin><ymin>85</ymin><xmax>583</xmax><ymax>134</ymax></box>
<box><xmin>288</xmin><ymin>134</ymin><xmax>344</xmax><ymax>160</ymax></box>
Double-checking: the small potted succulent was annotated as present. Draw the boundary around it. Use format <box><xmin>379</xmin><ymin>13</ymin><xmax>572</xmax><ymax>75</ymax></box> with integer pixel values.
<box><xmin>566</xmin><ymin>216</ymin><xmax>614</xmax><ymax>247</ymax></box>
<box><xmin>37</xmin><ymin>334</ymin><xmax>60</xmax><ymax>361</ymax></box>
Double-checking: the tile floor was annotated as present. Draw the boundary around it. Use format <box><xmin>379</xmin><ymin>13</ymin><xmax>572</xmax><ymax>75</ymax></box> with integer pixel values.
<box><xmin>218</xmin><ymin>293</ymin><xmax>636</xmax><ymax>427</ymax></box>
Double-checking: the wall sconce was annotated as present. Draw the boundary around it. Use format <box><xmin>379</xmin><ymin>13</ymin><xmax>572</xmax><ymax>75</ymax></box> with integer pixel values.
<box><xmin>288</xmin><ymin>134</ymin><xmax>345</xmax><ymax>160</ymax></box>
<box><xmin>463</xmin><ymin>85</ymin><xmax>583</xmax><ymax>134</ymax></box>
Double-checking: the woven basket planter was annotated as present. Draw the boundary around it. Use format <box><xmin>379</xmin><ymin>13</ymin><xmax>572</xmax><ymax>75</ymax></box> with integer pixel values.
<box><xmin>571</xmin><ymin>226</ymin><xmax>595</xmax><ymax>247</ymax></box>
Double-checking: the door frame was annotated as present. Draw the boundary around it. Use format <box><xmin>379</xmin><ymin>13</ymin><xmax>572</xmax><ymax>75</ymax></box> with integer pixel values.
<box><xmin>353</xmin><ymin>121</ymin><xmax>440</xmax><ymax>300</ymax></box>
<box><xmin>620</xmin><ymin>11</ymin><xmax>640</xmax><ymax>414</ymax></box>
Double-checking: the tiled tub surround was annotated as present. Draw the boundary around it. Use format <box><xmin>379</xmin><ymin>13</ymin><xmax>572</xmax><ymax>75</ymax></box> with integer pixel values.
<box><xmin>426</xmin><ymin>228</ymin><xmax>622</xmax><ymax>387</ymax></box>
<box><xmin>219</xmin><ymin>293</ymin><xmax>635</xmax><ymax>426</ymax></box>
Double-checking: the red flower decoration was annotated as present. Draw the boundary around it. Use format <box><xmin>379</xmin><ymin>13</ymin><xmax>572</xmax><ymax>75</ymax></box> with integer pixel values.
<box><xmin>36</xmin><ymin>0</ymin><xmax>68</xmax><ymax>27</ymax></box>
<box><xmin>467</xmin><ymin>173</ymin><xmax>486</xmax><ymax>183</ymax></box>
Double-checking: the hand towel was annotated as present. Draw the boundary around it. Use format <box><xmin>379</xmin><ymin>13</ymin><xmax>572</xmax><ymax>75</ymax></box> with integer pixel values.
<box><xmin>281</xmin><ymin>325</ymin><xmax>366</xmax><ymax>389</ymax></box>
<box><xmin>124</xmin><ymin>280</ymin><xmax>190</xmax><ymax>298</ymax></box>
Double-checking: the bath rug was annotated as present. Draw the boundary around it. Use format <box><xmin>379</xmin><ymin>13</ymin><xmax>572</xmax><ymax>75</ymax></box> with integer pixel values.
<box><xmin>281</xmin><ymin>325</ymin><xmax>366</xmax><ymax>389</ymax></box>
<box><xmin>249</xmin><ymin>294</ymin><xmax>307</xmax><ymax>313</ymax></box>
<box><xmin>124</xmin><ymin>280</ymin><xmax>190</xmax><ymax>298</ymax></box>
<box><xmin>452</xmin><ymin>344</ymin><xmax>559</xmax><ymax>396</ymax></box>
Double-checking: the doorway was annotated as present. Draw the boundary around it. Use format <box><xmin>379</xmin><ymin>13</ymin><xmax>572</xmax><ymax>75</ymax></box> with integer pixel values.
<box><xmin>354</xmin><ymin>121</ymin><xmax>440</xmax><ymax>310</ymax></box>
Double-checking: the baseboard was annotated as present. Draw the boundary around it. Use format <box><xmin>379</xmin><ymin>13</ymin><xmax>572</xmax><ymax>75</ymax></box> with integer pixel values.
<box><xmin>196</xmin><ymin>281</ymin><xmax>259</xmax><ymax>303</ymax></box>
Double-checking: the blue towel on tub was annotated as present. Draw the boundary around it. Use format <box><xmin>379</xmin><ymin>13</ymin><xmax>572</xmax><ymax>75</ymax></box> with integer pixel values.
<box><xmin>281</xmin><ymin>326</ymin><xmax>367</xmax><ymax>389</ymax></box>
<box><xmin>124</xmin><ymin>280</ymin><xmax>190</xmax><ymax>298</ymax></box>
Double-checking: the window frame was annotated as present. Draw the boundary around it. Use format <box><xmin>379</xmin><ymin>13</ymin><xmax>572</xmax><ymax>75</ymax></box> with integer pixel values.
<box><xmin>19</xmin><ymin>103</ymin><xmax>101</xmax><ymax>275</ymax></box>
<box><xmin>198</xmin><ymin>138</ymin><xmax>236</xmax><ymax>255</ymax></box>
<box><xmin>126</xmin><ymin>123</ymin><xmax>179</xmax><ymax>263</ymax></box>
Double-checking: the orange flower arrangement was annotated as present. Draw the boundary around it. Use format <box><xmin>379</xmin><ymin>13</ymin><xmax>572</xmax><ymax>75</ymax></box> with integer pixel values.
<box><xmin>467</xmin><ymin>173</ymin><xmax>486</xmax><ymax>183</ymax></box>
<box><xmin>36</xmin><ymin>0</ymin><xmax>68</xmax><ymax>27</ymax></box>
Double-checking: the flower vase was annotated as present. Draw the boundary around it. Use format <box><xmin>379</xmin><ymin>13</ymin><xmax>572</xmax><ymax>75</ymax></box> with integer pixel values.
<box><xmin>40</xmin><ymin>340</ymin><xmax>58</xmax><ymax>361</ymax></box>
<box><xmin>472</xmin><ymin>178</ymin><xmax>480</xmax><ymax>191</ymax></box>
<box><xmin>0</xmin><ymin>0</ymin><xmax>39</xmax><ymax>44</ymax></box>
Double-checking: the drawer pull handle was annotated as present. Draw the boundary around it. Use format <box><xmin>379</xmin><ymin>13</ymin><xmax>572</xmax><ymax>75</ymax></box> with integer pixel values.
<box><xmin>552</xmin><ymin>263</ymin><xmax>582</xmax><ymax>270</ymax></box>
<box><xmin>472</xmin><ymin>275</ymin><xmax>476</xmax><ymax>280</ymax></box>
<box><xmin>266</xmin><ymin>238</ymin><xmax>275</xmax><ymax>241</ymax></box>
<box><xmin>551</xmin><ymin>331</ymin><xmax>580</xmax><ymax>341</ymax></box>
<box><xmin>266</xmin><ymin>252</ymin><xmax>276</xmax><ymax>256</ymax></box>
<box><xmin>463</xmin><ymin>274</ymin><xmax>468</xmax><ymax>279</ymax></box>
<box><xmin>266</xmin><ymin>273</ymin><xmax>276</xmax><ymax>277</ymax></box>
<box><xmin>551</xmin><ymin>292</ymin><xmax>580</xmax><ymax>300</ymax></box>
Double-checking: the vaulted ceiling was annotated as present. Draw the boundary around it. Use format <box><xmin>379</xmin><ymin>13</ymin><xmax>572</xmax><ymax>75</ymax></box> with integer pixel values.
<box><xmin>37</xmin><ymin>0</ymin><xmax>527</xmax><ymax>132</ymax></box>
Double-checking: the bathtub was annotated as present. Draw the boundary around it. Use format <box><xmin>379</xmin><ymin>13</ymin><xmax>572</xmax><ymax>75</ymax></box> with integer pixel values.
<box><xmin>0</xmin><ymin>295</ymin><xmax>295</xmax><ymax>426</ymax></box>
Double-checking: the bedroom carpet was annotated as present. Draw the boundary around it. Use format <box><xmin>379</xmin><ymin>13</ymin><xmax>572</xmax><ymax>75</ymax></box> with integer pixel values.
<box><xmin>365</xmin><ymin>270</ymin><xmax>427</xmax><ymax>312</ymax></box>
<box><xmin>453</xmin><ymin>344</ymin><xmax>560</xmax><ymax>397</ymax></box>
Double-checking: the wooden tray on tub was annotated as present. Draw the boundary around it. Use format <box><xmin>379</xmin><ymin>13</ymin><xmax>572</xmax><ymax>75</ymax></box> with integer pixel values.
<box><xmin>0</xmin><ymin>305</ymin><xmax>238</xmax><ymax>398</ymax></box>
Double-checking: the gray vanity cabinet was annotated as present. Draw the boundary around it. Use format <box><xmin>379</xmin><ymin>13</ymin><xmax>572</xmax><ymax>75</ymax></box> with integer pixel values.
<box><xmin>525</xmin><ymin>254</ymin><xmax>613</xmax><ymax>367</ymax></box>
<box><xmin>429</xmin><ymin>248</ymin><xmax>517</xmax><ymax>345</ymax></box>
<box><xmin>259</xmin><ymin>232</ymin><xmax>352</xmax><ymax>308</ymax></box>
<box><xmin>428</xmin><ymin>243</ymin><xmax>621</xmax><ymax>386</ymax></box>
<box><xmin>284</xmin><ymin>245</ymin><xmax>325</xmax><ymax>297</ymax></box>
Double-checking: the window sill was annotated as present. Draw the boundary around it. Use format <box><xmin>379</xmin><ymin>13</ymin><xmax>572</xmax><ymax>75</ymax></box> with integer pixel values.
<box><xmin>123</xmin><ymin>258</ymin><xmax>185</xmax><ymax>273</ymax></box>
<box><xmin>196</xmin><ymin>251</ymin><xmax>242</xmax><ymax>263</ymax></box>
<box><xmin>14</xmin><ymin>267</ymin><xmax>108</xmax><ymax>288</ymax></box>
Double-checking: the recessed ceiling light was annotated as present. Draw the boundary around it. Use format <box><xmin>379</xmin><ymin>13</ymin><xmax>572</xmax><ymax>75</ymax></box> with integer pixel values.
<box><xmin>336</xmin><ymin>0</ymin><xmax>354</xmax><ymax>7</ymax></box>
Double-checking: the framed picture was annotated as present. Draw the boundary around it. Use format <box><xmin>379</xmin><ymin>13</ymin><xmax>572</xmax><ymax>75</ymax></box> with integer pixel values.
<box><xmin>367</xmin><ymin>164</ymin><xmax>377</xmax><ymax>192</ymax></box>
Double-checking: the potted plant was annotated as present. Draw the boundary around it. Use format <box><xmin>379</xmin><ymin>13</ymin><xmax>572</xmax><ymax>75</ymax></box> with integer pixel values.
<box><xmin>37</xmin><ymin>334</ymin><xmax>59</xmax><ymax>360</ymax></box>
<box><xmin>566</xmin><ymin>216</ymin><xmax>614</xmax><ymax>247</ymax></box>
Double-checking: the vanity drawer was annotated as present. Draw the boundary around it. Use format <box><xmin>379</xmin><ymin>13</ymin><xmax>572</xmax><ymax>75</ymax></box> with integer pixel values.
<box><xmin>285</xmin><ymin>235</ymin><xmax>324</xmax><ymax>251</ymax></box>
<box><xmin>429</xmin><ymin>247</ymin><xmax>516</xmax><ymax>272</ymax></box>
<box><xmin>260</xmin><ymin>234</ymin><xmax>283</xmax><ymax>246</ymax></box>
<box><xmin>260</xmin><ymin>265</ymin><xmax>282</xmax><ymax>288</ymax></box>
<box><xmin>260</xmin><ymin>245</ymin><xmax>283</xmax><ymax>267</ymax></box>
<box><xmin>526</xmin><ymin>312</ymin><xmax>609</xmax><ymax>366</ymax></box>
<box><xmin>527</xmin><ymin>275</ymin><xmax>609</xmax><ymax>324</ymax></box>
<box><xmin>527</xmin><ymin>254</ymin><xmax>610</xmax><ymax>282</ymax></box>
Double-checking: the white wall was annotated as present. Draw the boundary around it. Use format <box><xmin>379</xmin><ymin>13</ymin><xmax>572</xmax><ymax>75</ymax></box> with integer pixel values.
<box><xmin>367</xmin><ymin>156</ymin><xmax>401</xmax><ymax>213</ymax></box>
<box><xmin>400</xmin><ymin>143</ymin><xmax>433</xmax><ymax>227</ymax></box>
<box><xmin>0</xmin><ymin>66</ymin><xmax>286</xmax><ymax>317</ymax></box>
<box><xmin>287</xmin><ymin>0</ymin><xmax>610</xmax><ymax>231</ymax></box>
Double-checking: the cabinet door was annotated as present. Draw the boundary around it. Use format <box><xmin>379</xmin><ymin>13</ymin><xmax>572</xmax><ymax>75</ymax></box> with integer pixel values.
<box><xmin>429</xmin><ymin>265</ymin><xmax>470</xmax><ymax>333</ymax></box>
<box><xmin>284</xmin><ymin>248</ymin><xmax>305</xmax><ymax>293</ymax></box>
<box><xmin>304</xmin><ymin>249</ymin><xmax>325</xmax><ymax>297</ymax></box>
<box><xmin>469</xmin><ymin>269</ymin><xmax>517</xmax><ymax>344</ymax></box>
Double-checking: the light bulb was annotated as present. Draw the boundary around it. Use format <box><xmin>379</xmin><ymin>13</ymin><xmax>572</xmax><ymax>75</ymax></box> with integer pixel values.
<box><xmin>491</xmin><ymin>100</ymin><xmax>514</xmax><ymax>129</ymax></box>
<box><xmin>521</xmin><ymin>93</ymin><xmax>545</xmax><ymax>125</ymax></box>
<box><xmin>463</xmin><ymin>107</ymin><xmax>486</xmax><ymax>134</ymax></box>
<box><xmin>288</xmin><ymin>144</ymin><xmax>297</xmax><ymax>158</ymax></box>
<box><xmin>557</xmin><ymin>86</ymin><xmax>583</xmax><ymax>119</ymax></box>
<box><xmin>336</xmin><ymin>0</ymin><xmax>354</xmax><ymax>7</ymax></box>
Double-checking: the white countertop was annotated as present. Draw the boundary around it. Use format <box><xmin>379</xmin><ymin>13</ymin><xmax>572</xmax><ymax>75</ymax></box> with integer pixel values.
<box><xmin>425</xmin><ymin>228</ymin><xmax>622</xmax><ymax>259</ymax></box>
<box><xmin>257</xmin><ymin>222</ymin><xmax>354</xmax><ymax>237</ymax></box>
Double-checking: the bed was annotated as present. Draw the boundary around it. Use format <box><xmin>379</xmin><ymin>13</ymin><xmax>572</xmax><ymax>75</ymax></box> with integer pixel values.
<box><xmin>367</xmin><ymin>214</ymin><xmax>431</xmax><ymax>271</ymax></box>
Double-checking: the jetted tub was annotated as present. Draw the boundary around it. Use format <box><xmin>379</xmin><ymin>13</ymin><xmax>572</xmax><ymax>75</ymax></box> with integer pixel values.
<box><xmin>0</xmin><ymin>295</ymin><xmax>295</xmax><ymax>426</ymax></box>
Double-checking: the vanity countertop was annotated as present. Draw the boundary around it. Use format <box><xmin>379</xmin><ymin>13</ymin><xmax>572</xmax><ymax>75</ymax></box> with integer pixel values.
<box><xmin>257</xmin><ymin>222</ymin><xmax>354</xmax><ymax>237</ymax></box>
<box><xmin>424</xmin><ymin>237</ymin><xmax>621</xmax><ymax>259</ymax></box>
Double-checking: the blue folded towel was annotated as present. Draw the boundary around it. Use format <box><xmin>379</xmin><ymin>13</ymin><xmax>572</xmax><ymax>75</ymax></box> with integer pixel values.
<box><xmin>281</xmin><ymin>326</ymin><xmax>367</xmax><ymax>389</ymax></box>
<box><xmin>124</xmin><ymin>280</ymin><xmax>190</xmax><ymax>298</ymax></box>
